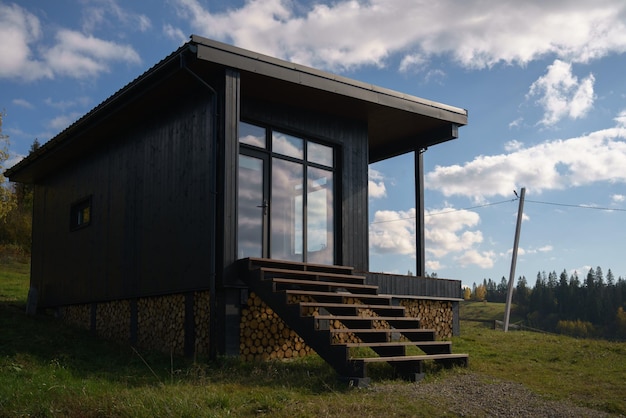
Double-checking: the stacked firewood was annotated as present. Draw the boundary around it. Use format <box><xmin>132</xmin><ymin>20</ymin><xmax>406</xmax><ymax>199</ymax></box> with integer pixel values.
<box><xmin>61</xmin><ymin>304</ymin><xmax>91</xmax><ymax>330</ymax></box>
<box><xmin>240</xmin><ymin>292</ymin><xmax>314</xmax><ymax>361</ymax></box>
<box><xmin>399</xmin><ymin>299</ymin><xmax>453</xmax><ymax>339</ymax></box>
<box><xmin>137</xmin><ymin>294</ymin><xmax>185</xmax><ymax>355</ymax></box>
<box><xmin>194</xmin><ymin>291</ymin><xmax>211</xmax><ymax>355</ymax></box>
<box><xmin>96</xmin><ymin>300</ymin><xmax>130</xmax><ymax>341</ymax></box>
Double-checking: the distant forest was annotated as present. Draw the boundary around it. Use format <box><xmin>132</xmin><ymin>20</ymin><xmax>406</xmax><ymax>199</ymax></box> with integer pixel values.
<box><xmin>469</xmin><ymin>267</ymin><xmax>626</xmax><ymax>340</ymax></box>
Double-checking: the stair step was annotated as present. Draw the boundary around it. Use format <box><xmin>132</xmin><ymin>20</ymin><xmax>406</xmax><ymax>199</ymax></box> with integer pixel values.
<box><xmin>283</xmin><ymin>290</ymin><xmax>393</xmax><ymax>305</ymax></box>
<box><xmin>297</xmin><ymin>302</ymin><xmax>405</xmax><ymax>317</ymax></box>
<box><xmin>238</xmin><ymin>257</ymin><xmax>469</xmax><ymax>384</ymax></box>
<box><xmin>342</xmin><ymin>341</ymin><xmax>452</xmax><ymax>349</ymax></box>
<box><xmin>312</xmin><ymin>315</ymin><xmax>419</xmax><ymax>332</ymax></box>
<box><xmin>330</xmin><ymin>328</ymin><xmax>436</xmax><ymax>343</ymax></box>
<box><xmin>258</xmin><ymin>267</ymin><xmax>366</xmax><ymax>285</ymax></box>
<box><xmin>245</xmin><ymin>257</ymin><xmax>355</xmax><ymax>275</ymax></box>
<box><xmin>272</xmin><ymin>278</ymin><xmax>378</xmax><ymax>294</ymax></box>
<box><xmin>351</xmin><ymin>353</ymin><xmax>469</xmax><ymax>364</ymax></box>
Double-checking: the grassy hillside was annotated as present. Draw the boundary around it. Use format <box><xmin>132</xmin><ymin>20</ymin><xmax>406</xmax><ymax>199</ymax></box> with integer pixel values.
<box><xmin>1</xmin><ymin>261</ymin><xmax>625</xmax><ymax>416</ymax></box>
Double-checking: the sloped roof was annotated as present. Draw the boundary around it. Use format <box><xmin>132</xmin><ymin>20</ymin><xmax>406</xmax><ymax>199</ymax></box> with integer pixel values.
<box><xmin>6</xmin><ymin>35</ymin><xmax>467</xmax><ymax>183</ymax></box>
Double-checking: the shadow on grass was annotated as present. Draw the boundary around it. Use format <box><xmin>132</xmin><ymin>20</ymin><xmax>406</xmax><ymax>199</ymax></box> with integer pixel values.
<box><xmin>2</xmin><ymin>300</ymin><xmax>442</xmax><ymax>394</ymax></box>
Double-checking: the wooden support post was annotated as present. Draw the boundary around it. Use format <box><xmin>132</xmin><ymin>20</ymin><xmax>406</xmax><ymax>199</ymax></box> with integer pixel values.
<box><xmin>415</xmin><ymin>149</ymin><xmax>426</xmax><ymax>277</ymax></box>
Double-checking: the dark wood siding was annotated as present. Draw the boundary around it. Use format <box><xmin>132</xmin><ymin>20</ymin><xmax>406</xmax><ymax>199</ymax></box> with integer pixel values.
<box><xmin>32</xmin><ymin>94</ymin><xmax>215</xmax><ymax>307</ymax></box>
<box><xmin>364</xmin><ymin>272</ymin><xmax>463</xmax><ymax>300</ymax></box>
<box><xmin>240</xmin><ymin>96</ymin><xmax>369</xmax><ymax>271</ymax></box>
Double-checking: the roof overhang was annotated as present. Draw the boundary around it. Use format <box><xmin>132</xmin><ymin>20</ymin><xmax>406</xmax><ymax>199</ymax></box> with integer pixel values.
<box><xmin>6</xmin><ymin>35</ymin><xmax>467</xmax><ymax>183</ymax></box>
<box><xmin>192</xmin><ymin>35</ymin><xmax>467</xmax><ymax>163</ymax></box>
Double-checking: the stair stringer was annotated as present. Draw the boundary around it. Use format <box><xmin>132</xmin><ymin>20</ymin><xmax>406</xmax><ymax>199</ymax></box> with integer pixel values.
<box><xmin>243</xmin><ymin>275</ymin><xmax>367</xmax><ymax>379</ymax></box>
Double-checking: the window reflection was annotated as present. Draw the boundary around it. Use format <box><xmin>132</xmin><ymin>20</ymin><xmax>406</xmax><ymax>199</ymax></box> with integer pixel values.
<box><xmin>239</xmin><ymin>121</ymin><xmax>266</xmax><ymax>148</ymax></box>
<box><xmin>237</xmin><ymin>155</ymin><xmax>264</xmax><ymax>258</ymax></box>
<box><xmin>238</xmin><ymin>123</ymin><xmax>335</xmax><ymax>265</ymax></box>
<box><xmin>307</xmin><ymin>167</ymin><xmax>333</xmax><ymax>264</ymax></box>
<box><xmin>271</xmin><ymin>158</ymin><xmax>303</xmax><ymax>262</ymax></box>
<box><xmin>272</xmin><ymin>131</ymin><xmax>304</xmax><ymax>159</ymax></box>
<box><xmin>308</xmin><ymin>142</ymin><xmax>333</xmax><ymax>167</ymax></box>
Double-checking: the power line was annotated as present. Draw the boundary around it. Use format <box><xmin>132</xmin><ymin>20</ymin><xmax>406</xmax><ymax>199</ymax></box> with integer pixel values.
<box><xmin>525</xmin><ymin>199</ymin><xmax>626</xmax><ymax>212</ymax></box>
<box><xmin>370</xmin><ymin>199</ymin><xmax>516</xmax><ymax>225</ymax></box>
<box><xmin>370</xmin><ymin>197</ymin><xmax>626</xmax><ymax>226</ymax></box>
<box><xmin>426</xmin><ymin>199</ymin><xmax>517</xmax><ymax>217</ymax></box>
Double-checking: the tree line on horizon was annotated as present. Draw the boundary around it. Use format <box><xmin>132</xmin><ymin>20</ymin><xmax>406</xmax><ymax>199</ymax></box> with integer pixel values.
<box><xmin>467</xmin><ymin>267</ymin><xmax>626</xmax><ymax>340</ymax></box>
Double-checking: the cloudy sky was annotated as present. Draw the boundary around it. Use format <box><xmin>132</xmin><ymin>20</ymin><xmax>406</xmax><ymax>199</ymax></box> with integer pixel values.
<box><xmin>2</xmin><ymin>0</ymin><xmax>626</xmax><ymax>287</ymax></box>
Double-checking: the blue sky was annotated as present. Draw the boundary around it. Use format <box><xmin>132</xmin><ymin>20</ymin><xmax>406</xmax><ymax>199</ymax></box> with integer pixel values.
<box><xmin>2</xmin><ymin>0</ymin><xmax>626</xmax><ymax>287</ymax></box>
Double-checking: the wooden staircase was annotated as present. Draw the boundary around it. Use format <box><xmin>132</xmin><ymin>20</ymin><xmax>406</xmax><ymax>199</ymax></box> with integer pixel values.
<box><xmin>238</xmin><ymin>257</ymin><xmax>468</xmax><ymax>386</ymax></box>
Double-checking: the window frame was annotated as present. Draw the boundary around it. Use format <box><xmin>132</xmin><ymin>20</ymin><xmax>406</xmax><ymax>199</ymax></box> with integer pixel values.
<box><xmin>238</xmin><ymin>120</ymin><xmax>338</xmax><ymax>264</ymax></box>
<box><xmin>70</xmin><ymin>196</ymin><xmax>92</xmax><ymax>231</ymax></box>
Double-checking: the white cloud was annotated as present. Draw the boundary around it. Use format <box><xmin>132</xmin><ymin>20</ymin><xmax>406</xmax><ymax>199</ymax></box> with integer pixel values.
<box><xmin>426</xmin><ymin>260</ymin><xmax>442</xmax><ymax>271</ymax></box>
<box><xmin>172</xmin><ymin>0</ymin><xmax>626</xmax><ymax>71</ymax></box>
<box><xmin>369</xmin><ymin>206</ymin><xmax>493</xmax><ymax>269</ymax></box>
<box><xmin>47</xmin><ymin>112</ymin><xmax>83</xmax><ymax>131</ymax></box>
<box><xmin>0</xmin><ymin>3</ymin><xmax>49</xmax><ymax>81</ymax></box>
<box><xmin>368</xmin><ymin>168</ymin><xmax>387</xmax><ymax>199</ymax></box>
<box><xmin>504</xmin><ymin>139</ymin><xmax>523</xmax><ymax>152</ymax></box>
<box><xmin>426</xmin><ymin>115</ymin><xmax>626</xmax><ymax>200</ymax></box>
<box><xmin>612</xmin><ymin>194</ymin><xmax>625</xmax><ymax>203</ymax></box>
<box><xmin>504</xmin><ymin>245</ymin><xmax>553</xmax><ymax>257</ymax></box>
<box><xmin>81</xmin><ymin>0</ymin><xmax>152</xmax><ymax>33</ymax></box>
<box><xmin>615</xmin><ymin>110</ymin><xmax>626</xmax><ymax>128</ymax></box>
<box><xmin>399</xmin><ymin>54</ymin><xmax>427</xmax><ymax>73</ymax></box>
<box><xmin>455</xmin><ymin>250</ymin><xmax>495</xmax><ymax>269</ymax></box>
<box><xmin>43</xmin><ymin>30</ymin><xmax>141</xmax><ymax>79</ymax></box>
<box><xmin>425</xmin><ymin>208</ymin><xmax>482</xmax><ymax>258</ymax></box>
<box><xmin>369</xmin><ymin>209</ymin><xmax>415</xmax><ymax>256</ymax></box>
<box><xmin>164</xmin><ymin>24</ymin><xmax>187</xmax><ymax>45</ymax></box>
<box><xmin>527</xmin><ymin>60</ymin><xmax>595</xmax><ymax>126</ymax></box>
<box><xmin>0</xmin><ymin>3</ymin><xmax>141</xmax><ymax>81</ymax></box>
<box><xmin>508</xmin><ymin>118</ymin><xmax>523</xmax><ymax>129</ymax></box>
<box><xmin>12</xmin><ymin>99</ymin><xmax>34</xmax><ymax>109</ymax></box>
<box><xmin>44</xmin><ymin>97</ymin><xmax>91</xmax><ymax>111</ymax></box>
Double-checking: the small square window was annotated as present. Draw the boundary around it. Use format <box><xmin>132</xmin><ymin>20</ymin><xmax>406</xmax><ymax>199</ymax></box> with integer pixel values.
<box><xmin>71</xmin><ymin>197</ymin><xmax>92</xmax><ymax>231</ymax></box>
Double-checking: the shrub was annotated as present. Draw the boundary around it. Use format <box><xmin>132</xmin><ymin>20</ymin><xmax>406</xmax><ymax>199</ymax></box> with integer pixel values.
<box><xmin>556</xmin><ymin>319</ymin><xmax>596</xmax><ymax>338</ymax></box>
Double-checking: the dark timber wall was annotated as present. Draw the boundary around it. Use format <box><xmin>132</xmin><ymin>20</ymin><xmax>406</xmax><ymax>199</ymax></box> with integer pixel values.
<box><xmin>365</xmin><ymin>272</ymin><xmax>463</xmax><ymax>299</ymax></box>
<box><xmin>31</xmin><ymin>91</ymin><xmax>215</xmax><ymax>307</ymax></box>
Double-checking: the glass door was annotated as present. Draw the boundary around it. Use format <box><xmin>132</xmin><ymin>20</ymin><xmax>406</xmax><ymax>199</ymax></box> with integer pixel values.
<box><xmin>237</xmin><ymin>152</ymin><xmax>268</xmax><ymax>258</ymax></box>
<box><xmin>237</xmin><ymin>121</ymin><xmax>336</xmax><ymax>264</ymax></box>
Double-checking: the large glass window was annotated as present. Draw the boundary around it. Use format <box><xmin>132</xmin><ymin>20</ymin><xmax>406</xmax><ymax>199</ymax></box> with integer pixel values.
<box><xmin>238</xmin><ymin>121</ymin><xmax>336</xmax><ymax>264</ymax></box>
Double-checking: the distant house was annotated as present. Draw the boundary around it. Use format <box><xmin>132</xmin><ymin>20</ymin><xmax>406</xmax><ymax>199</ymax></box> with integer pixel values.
<box><xmin>6</xmin><ymin>36</ymin><xmax>468</xmax><ymax>384</ymax></box>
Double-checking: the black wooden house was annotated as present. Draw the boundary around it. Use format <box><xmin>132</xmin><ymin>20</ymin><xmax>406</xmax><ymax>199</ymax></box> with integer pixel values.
<box><xmin>7</xmin><ymin>36</ymin><xmax>469</xmax><ymax>383</ymax></box>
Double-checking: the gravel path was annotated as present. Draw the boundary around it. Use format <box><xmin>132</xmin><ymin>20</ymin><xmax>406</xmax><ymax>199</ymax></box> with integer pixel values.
<box><xmin>371</xmin><ymin>373</ymin><xmax>617</xmax><ymax>417</ymax></box>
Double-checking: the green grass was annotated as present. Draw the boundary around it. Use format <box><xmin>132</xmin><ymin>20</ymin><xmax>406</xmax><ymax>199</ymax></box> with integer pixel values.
<box><xmin>1</xmin><ymin>261</ymin><xmax>625</xmax><ymax>416</ymax></box>
<box><xmin>0</xmin><ymin>256</ymin><xmax>30</xmax><ymax>303</ymax></box>
<box><xmin>460</xmin><ymin>300</ymin><xmax>524</xmax><ymax>323</ymax></box>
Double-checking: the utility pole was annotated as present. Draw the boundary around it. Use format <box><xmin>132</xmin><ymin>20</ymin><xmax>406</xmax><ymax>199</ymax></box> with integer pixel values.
<box><xmin>504</xmin><ymin>187</ymin><xmax>525</xmax><ymax>332</ymax></box>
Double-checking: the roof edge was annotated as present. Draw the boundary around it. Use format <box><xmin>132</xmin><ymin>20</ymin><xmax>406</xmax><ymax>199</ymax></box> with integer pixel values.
<box><xmin>190</xmin><ymin>35</ymin><xmax>468</xmax><ymax>120</ymax></box>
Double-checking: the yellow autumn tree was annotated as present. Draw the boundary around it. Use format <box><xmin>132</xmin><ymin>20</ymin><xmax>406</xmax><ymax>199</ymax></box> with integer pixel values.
<box><xmin>616</xmin><ymin>307</ymin><xmax>626</xmax><ymax>338</ymax></box>
<box><xmin>474</xmin><ymin>284</ymin><xmax>487</xmax><ymax>301</ymax></box>
<box><xmin>0</xmin><ymin>111</ymin><xmax>16</xmax><ymax>222</ymax></box>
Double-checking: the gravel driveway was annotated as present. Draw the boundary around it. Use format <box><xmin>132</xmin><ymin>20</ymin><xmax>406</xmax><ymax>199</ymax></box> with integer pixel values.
<box><xmin>371</xmin><ymin>373</ymin><xmax>617</xmax><ymax>417</ymax></box>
